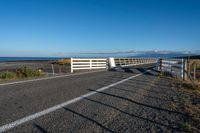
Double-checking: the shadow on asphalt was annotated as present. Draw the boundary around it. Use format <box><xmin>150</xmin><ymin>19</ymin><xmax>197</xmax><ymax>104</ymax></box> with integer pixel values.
<box><xmin>61</xmin><ymin>68</ymin><xmax>185</xmax><ymax>132</ymax></box>
<box><xmin>63</xmin><ymin>107</ymin><xmax>117</xmax><ymax>133</ymax></box>
<box><xmin>83</xmin><ymin>97</ymin><xmax>179</xmax><ymax>130</ymax></box>
<box><xmin>87</xmin><ymin>89</ymin><xmax>187</xmax><ymax>117</ymax></box>
<box><xmin>111</xmin><ymin>87</ymin><xmax>170</xmax><ymax>101</ymax></box>
<box><xmin>112</xmin><ymin>66</ymin><xmax>158</xmax><ymax>77</ymax></box>
<box><xmin>84</xmin><ymin>89</ymin><xmax>187</xmax><ymax>132</ymax></box>
<box><xmin>34</xmin><ymin>123</ymin><xmax>48</xmax><ymax>133</ymax></box>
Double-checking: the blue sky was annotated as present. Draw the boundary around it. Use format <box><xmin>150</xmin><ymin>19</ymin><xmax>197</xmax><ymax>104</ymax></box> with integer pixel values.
<box><xmin>0</xmin><ymin>0</ymin><xmax>200</xmax><ymax>57</ymax></box>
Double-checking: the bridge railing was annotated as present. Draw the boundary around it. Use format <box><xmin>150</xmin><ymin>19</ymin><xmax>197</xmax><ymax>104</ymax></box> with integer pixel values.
<box><xmin>71</xmin><ymin>58</ymin><xmax>107</xmax><ymax>73</ymax></box>
<box><xmin>71</xmin><ymin>57</ymin><xmax>157</xmax><ymax>73</ymax></box>
<box><xmin>113</xmin><ymin>58</ymin><xmax>157</xmax><ymax>67</ymax></box>
<box><xmin>158</xmin><ymin>59</ymin><xmax>185</xmax><ymax>79</ymax></box>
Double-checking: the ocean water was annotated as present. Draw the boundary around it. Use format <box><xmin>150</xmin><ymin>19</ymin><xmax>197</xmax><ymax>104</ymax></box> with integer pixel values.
<box><xmin>0</xmin><ymin>57</ymin><xmax>65</xmax><ymax>62</ymax></box>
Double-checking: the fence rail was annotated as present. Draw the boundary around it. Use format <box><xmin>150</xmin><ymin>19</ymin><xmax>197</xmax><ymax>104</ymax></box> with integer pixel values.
<box><xmin>187</xmin><ymin>59</ymin><xmax>200</xmax><ymax>81</ymax></box>
<box><xmin>159</xmin><ymin>59</ymin><xmax>185</xmax><ymax>79</ymax></box>
<box><xmin>158</xmin><ymin>58</ymin><xmax>200</xmax><ymax>82</ymax></box>
<box><xmin>71</xmin><ymin>58</ymin><xmax>107</xmax><ymax>73</ymax></box>
<box><xmin>113</xmin><ymin>58</ymin><xmax>157</xmax><ymax>67</ymax></box>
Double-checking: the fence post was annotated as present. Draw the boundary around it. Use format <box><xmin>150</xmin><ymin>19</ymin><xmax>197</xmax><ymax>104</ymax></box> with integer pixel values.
<box><xmin>108</xmin><ymin>57</ymin><xmax>116</xmax><ymax>69</ymax></box>
<box><xmin>90</xmin><ymin>59</ymin><xmax>92</xmax><ymax>70</ymax></box>
<box><xmin>71</xmin><ymin>58</ymin><xmax>73</xmax><ymax>73</ymax></box>
<box><xmin>182</xmin><ymin>58</ymin><xmax>188</xmax><ymax>80</ymax></box>
<box><xmin>51</xmin><ymin>64</ymin><xmax>55</xmax><ymax>76</ymax></box>
<box><xmin>194</xmin><ymin>63</ymin><xmax>196</xmax><ymax>80</ymax></box>
<box><xmin>184</xmin><ymin>59</ymin><xmax>188</xmax><ymax>80</ymax></box>
<box><xmin>158</xmin><ymin>58</ymin><xmax>162</xmax><ymax>72</ymax></box>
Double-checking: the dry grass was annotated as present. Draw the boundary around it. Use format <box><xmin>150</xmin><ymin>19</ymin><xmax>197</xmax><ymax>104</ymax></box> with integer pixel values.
<box><xmin>177</xmin><ymin>82</ymin><xmax>200</xmax><ymax>131</ymax></box>
<box><xmin>56</xmin><ymin>59</ymin><xmax>71</xmax><ymax>65</ymax></box>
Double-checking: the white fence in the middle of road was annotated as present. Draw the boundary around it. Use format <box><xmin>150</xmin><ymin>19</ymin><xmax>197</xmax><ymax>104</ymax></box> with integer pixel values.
<box><xmin>71</xmin><ymin>58</ymin><xmax>107</xmax><ymax>72</ymax></box>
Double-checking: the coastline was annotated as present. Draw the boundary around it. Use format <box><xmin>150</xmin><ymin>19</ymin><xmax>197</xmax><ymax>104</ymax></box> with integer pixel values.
<box><xmin>0</xmin><ymin>57</ymin><xmax>66</xmax><ymax>63</ymax></box>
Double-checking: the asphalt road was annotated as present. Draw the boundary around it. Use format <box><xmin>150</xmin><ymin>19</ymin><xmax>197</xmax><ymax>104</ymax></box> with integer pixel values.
<box><xmin>0</xmin><ymin>64</ymin><xmax>185</xmax><ymax>133</ymax></box>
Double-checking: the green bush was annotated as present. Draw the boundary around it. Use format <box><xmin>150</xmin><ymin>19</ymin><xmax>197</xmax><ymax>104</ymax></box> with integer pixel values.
<box><xmin>0</xmin><ymin>66</ymin><xmax>43</xmax><ymax>80</ymax></box>
<box><xmin>16</xmin><ymin>66</ymin><xmax>42</xmax><ymax>78</ymax></box>
<box><xmin>0</xmin><ymin>71</ymin><xmax>16</xmax><ymax>79</ymax></box>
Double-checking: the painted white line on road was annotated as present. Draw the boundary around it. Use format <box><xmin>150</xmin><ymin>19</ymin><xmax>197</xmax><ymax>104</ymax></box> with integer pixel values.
<box><xmin>0</xmin><ymin>70</ymin><xmax>106</xmax><ymax>86</ymax></box>
<box><xmin>0</xmin><ymin>71</ymin><xmax>148</xmax><ymax>133</ymax></box>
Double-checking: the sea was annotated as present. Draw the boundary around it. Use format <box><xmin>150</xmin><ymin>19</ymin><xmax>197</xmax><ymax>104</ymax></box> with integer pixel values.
<box><xmin>0</xmin><ymin>53</ymin><xmax>193</xmax><ymax>62</ymax></box>
<box><xmin>0</xmin><ymin>57</ymin><xmax>65</xmax><ymax>62</ymax></box>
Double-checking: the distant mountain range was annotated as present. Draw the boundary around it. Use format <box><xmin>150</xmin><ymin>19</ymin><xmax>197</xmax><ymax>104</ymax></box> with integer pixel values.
<box><xmin>130</xmin><ymin>53</ymin><xmax>199</xmax><ymax>58</ymax></box>
<box><xmin>71</xmin><ymin>50</ymin><xmax>199</xmax><ymax>58</ymax></box>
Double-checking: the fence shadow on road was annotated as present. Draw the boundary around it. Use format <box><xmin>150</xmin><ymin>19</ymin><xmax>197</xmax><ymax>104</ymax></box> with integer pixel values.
<box><xmin>111</xmin><ymin>86</ymin><xmax>170</xmax><ymax>102</ymax></box>
<box><xmin>63</xmin><ymin>107</ymin><xmax>117</xmax><ymax>133</ymax></box>
<box><xmin>34</xmin><ymin>123</ymin><xmax>48</xmax><ymax>133</ymax></box>
<box><xmin>88</xmin><ymin>89</ymin><xmax>187</xmax><ymax>117</ymax></box>
<box><xmin>83</xmin><ymin>97</ymin><xmax>179</xmax><ymax>131</ymax></box>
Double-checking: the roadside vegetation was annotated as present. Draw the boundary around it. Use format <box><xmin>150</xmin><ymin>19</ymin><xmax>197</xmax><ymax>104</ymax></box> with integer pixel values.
<box><xmin>0</xmin><ymin>66</ymin><xmax>43</xmax><ymax>80</ymax></box>
<box><xmin>178</xmin><ymin>82</ymin><xmax>200</xmax><ymax>132</ymax></box>
<box><xmin>159</xmin><ymin>71</ymin><xmax>200</xmax><ymax>132</ymax></box>
<box><xmin>54</xmin><ymin>58</ymin><xmax>70</xmax><ymax>65</ymax></box>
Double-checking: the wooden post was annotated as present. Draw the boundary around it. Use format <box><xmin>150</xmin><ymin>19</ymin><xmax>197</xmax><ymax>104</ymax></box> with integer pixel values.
<box><xmin>184</xmin><ymin>59</ymin><xmax>188</xmax><ymax>80</ymax></box>
<box><xmin>90</xmin><ymin>59</ymin><xmax>92</xmax><ymax>70</ymax></box>
<box><xmin>51</xmin><ymin>64</ymin><xmax>55</xmax><ymax>76</ymax></box>
<box><xmin>158</xmin><ymin>58</ymin><xmax>162</xmax><ymax>72</ymax></box>
<box><xmin>181</xmin><ymin>59</ymin><xmax>186</xmax><ymax>80</ymax></box>
<box><xmin>188</xmin><ymin>61</ymin><xmax>191</xmax><ymax>79</ymax></box>
<box><xmin>194</xmin><ymin>63</ymin><xmax>196</xmax><ymax>80</ymax></box>
<box><xmin>70</xmin><ymin>58</ymin><xmax>73</xmax><ymax>73</ymax></box>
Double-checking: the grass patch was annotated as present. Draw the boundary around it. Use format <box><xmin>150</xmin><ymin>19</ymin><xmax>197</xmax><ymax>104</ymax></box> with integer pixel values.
<box><xmin>168</xmin><ymin>102</ymin><xmax>177</xmax><ymax>110</ymax></box>
<box><xmin>55</xmin><ymin>59</ymin><xmax>70</xmax><ymax>65</ymax></box>
<box><xmin>176</xmin><ymin>81</ymin><xmax>200</xmax><ymax>131</ymax></box>
<box><xmin>0</xmin><ymin>66</ymin><xmax>43</xmax><ymax>80</ymax></box>
<box><xmin>0</xmin><ymin>71</ymin><xmax>16</xmax><ymax>79</ymax></box>
<box><xmin>16</xmin><ymin>66</ymin><xmax>43</xmax><ymax>78</ymax></box>
<box><xmin>159</xmin><ymin>71</ymin><xmax>173</xmax><ymax>77</ymax></box>
<box><xmin>182</xmin><ymin>82</ymin><xmax>200</xmax><ymax>93</ymax></box>
<box><xmin>180</xmin><ymin>122</ymin><xmax>192</xmax><ymax>132</ymax></box>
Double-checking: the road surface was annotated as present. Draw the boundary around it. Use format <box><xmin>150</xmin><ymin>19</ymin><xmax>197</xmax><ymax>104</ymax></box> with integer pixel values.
<box><xmin>0</xmin><ymin>64</ymin><xmax>185</xmax><ymax>133</ymax></box>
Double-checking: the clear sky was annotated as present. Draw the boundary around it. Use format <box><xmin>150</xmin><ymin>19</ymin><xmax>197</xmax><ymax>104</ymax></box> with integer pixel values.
<box><xmin>0</xmin><ymin>0</ymin><xmax>200</xmax><ymax>57</ymax></box>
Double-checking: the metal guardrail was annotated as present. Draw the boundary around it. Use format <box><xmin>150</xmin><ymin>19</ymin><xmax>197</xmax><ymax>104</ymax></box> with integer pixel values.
<box><xmin>159</xmin><ymin>59</ymin><xmax>184</xmax><ymax>79</ymax></box>
<box><xmin>114</xmin><ymin>58</ymin><xmax>157</xmax><ymax>67</ymax></box>
<box><xmin>70</xmin><ymin>58</ymin><xmax>107</xmax><ymax>73</ymax></box>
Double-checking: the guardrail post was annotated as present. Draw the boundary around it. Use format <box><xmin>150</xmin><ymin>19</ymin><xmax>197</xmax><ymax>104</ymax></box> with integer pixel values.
<box><xmin>158</xmin><ymin>58</ymin><xmax>162</xmax><ymax>72</ymax></box>
<box><xmin>194</xmin><ymin>63</ymin><xmax>196</xmax><ymax>80</ymax></box>
<box><xmin>71</xmin><ymin>58</ymin><xmax>73</xmax><ymax>73</ymax></box>
<box><xmin>108</xmin><ymin>57</ymin><xmax>116</xmax><ymax>69</ymax></box>
<box><xmin>182</xmin><ymin>58</ymin><xmax>188</xmax><ymax>80</ymax></box>
<box><xmin>51</xmin><ymin>64</ymin><xmax>55</xmax><ymax>75</ymax></box>
<box><xmin>184</xmin><ymin>59</ymin><xmax>188</xmax><ymax>80</ymax></box>
<box><xmin>90</xmin><ymin>59</ymin><xmax>92</xmax><ymax>70</ymax></box>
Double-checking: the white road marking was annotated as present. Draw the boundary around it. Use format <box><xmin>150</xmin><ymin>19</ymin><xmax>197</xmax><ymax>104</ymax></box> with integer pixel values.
<box><xmin>0</xmin><ymin>70</ymin><xmax>105</xmax><ymax>86</ymax></box>
<box><xmin>0</xmin><ymin>71</ymin><xmax>147</xmax><ymax>133</ymax></box>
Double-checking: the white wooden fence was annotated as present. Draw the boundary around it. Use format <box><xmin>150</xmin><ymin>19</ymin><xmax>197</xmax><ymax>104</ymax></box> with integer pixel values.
<box><xmin>71</xmin><ymin>58</ymin><xmax>107</xmax><ymax>73</ymax></box>
<box><xmin>71</xmin><ymin>57</ymin><xmax>157</xmax><ymax>72</ymax></box>
<box><xmin>158</xmin><ymin>59</ymin><xmax>186</xmax><ymax>80</ymax></box>
<box><xmin>113</xmin><ymin>58</ymin><xmax>157</xmax><ymax>67</ymax></box>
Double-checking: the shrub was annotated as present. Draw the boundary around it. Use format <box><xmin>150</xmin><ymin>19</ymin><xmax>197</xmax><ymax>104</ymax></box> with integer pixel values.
<box><xmin>56</xmin><ymin>59</ymin><xmax>70</xmax><ymax>65</ymax></box>
<box><xmin>180</xmin><ymin>122</ymin><xmax>192</xmax><ymax>131</ymax></box>
<box><xmin>160</xmin><ymin>71</ymin><xmax>173</xmax><ymax>77</ymax></box>
<box><xmin>16</xmin><ymin>66</ymin><xmax>43</xmax><ymax>78</ymax></box>
<box><xmin>0</xmin><ymin>71</ymin><xmax>16</xmax><ymax>79</ymax></box>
